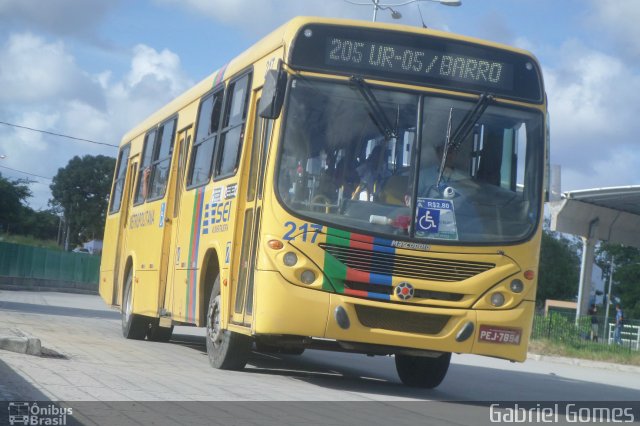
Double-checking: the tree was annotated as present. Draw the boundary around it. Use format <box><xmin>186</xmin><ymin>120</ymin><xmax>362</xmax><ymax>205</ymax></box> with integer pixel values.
<box><xmin>596</xmin><ymin>243</ymin><xmax>640</xmax><ymax>320</ymax></box>
<box><xmin>18</xmin><ymin>209</ymin><xmax>60</xmax><ymax>241</ymax></box>
<box><xmin>537</xmin><ymin>229</ymin><xmax>580</xmax><ymax>306</ymax></box>
<box><xmin>0</xmin><ymin>173</ymin><xmax>32</xmax><ymax>234</ymax></box>
<box><xmin>49</xmin><ymin>155</ymin><xmax>116</xmax><ymax>248</ymax></box>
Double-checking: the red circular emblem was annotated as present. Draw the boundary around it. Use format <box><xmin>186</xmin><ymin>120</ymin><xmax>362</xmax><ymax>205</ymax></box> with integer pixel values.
<box><xmin>395</xmin><ymin>282</ymin><xmax>414</xmax><ymax>300</ymax></box>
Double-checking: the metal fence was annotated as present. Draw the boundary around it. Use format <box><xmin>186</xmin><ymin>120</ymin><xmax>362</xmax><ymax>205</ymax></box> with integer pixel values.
<box><xmin>0</xmin><ymin>241</ymin><xmax>100</xmax><ymax>284</ymax></box>
<box><xmin>531</xmin><ymin>310</ymin><xmax>639</xmax><ymax>353</ymax></box>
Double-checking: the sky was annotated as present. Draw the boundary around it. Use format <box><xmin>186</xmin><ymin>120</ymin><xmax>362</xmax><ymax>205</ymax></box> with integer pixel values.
<box><xmin>1</xmin><ymin>0</ymin><xmax>639</xmax><ymax>210</ymax></box>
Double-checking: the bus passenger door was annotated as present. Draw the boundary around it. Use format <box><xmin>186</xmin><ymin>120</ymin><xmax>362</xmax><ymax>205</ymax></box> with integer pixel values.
<box><xmin>231</xmin><ymin>91</ymin><xmax>273</xmax><ymax>326</ymax></box>
<box><xmin>113</xmin><ymin>157</ymin><xmax>138</xmax><ymax>306</ymax></box>
<box><xmin>162</xmin><ymin>126</ymin><xmax>192</xmax><ymax>316</ymax></box>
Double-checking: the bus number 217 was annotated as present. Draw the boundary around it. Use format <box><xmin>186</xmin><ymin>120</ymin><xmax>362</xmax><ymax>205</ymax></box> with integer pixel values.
<box><xmin>283</xmin><ymin>222</ymin><xmax>323</xmax><ymax>243</ymax></box>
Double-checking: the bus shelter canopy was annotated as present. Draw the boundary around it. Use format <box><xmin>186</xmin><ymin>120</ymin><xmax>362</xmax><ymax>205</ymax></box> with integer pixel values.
<box><xmin>549</xmin><ymin>185</ymin><xmax>640</xmax><ymax>320</ymax></box>
<box><xmin>550</xmin><ymin>185</ymin><xmax>640</xmax><ymax>248</ymax></box>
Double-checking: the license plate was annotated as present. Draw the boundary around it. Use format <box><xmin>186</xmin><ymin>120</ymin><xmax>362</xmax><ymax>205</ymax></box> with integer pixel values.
<box><xmin>478</xmin><ymin>325</ymin><xmax>522</xmax><ymax>345</ymax></box>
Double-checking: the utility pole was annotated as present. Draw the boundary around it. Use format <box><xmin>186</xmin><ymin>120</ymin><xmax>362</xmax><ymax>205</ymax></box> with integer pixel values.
<box><xmin>604</xmin><ymin>257</ymin><xmax>615</xmax><ymax>327</ymax></box>
<box><xmin>57</xmin><ymin>215</ymin><xmax>63</xmax><ymax>247</ymax></box>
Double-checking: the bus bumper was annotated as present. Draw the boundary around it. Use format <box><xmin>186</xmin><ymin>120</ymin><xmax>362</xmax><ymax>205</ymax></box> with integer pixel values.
<box><xmin>253</xmin><ymin>270</ymin><xmax>534</xmax><ymax>362</ymax></box>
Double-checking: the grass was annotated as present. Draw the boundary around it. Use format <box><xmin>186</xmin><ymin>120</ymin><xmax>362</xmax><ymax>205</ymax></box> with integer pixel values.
<box><xmin>0</xmin><ymin>233</ymin><xmax>61</xmax><ymax>250</ymax></box>
<box><xmin>529</xmin><ymin>338</ymin><xmax>640</xmax><ymax>366</ymax></box>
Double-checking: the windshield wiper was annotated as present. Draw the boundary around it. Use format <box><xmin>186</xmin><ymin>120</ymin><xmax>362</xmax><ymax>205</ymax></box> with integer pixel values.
<box><xmin>350</xmin><ymin>76</ymin><xmax>396</xmax><ymax>139</ymax></box>
<box><xmin>435</xmin><ymin>93</ymin><xmax>494</xmax><ymax>192</ymax></box>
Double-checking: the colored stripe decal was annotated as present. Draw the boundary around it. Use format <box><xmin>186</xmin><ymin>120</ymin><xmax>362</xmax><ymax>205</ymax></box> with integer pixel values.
<box><xmin>186</xmin><ymin>188</ymin><xmax>205</xmax><ymax>322</ymax></box>
<box><xmin>323</xmin><ymin>227</ymin><xmax>397</xmax><ymax>295</ymax></box>
<box><xmin>373</xmin><ymin>237</ymin><xmax>395</xmax><ymax>253</ymax></box>
<box><xmin>344</xmin><ymin>288</ymin><xmax>390</xmax><ymax>301</ymax></box>
<box><xmin>322</xmin><ymin>227</ymin><xmax>349</xmax><ymax>291</ymax></box>
<box><xmin>346</xmin><ymin>267</ymin><xmax>369</xmax><ymax>283</ymax></box>
<box><xmin>344</xmin><ymin>288</ymin><xmax>367</xmax><ymax>298</ymax></box>
<box><xmin>369</xmin><ymin>272</ymin><xmax>393</xmax><ymax>286</ymax></box>
<box><xmin>213</xmin><ymin>64</ymin><xmax>228</xmax><ymax>87</ymax></box>
<box><xmin>349</xmin><ymin>240</ymin><xmax>373</xmax><ymax>251</ymax></box>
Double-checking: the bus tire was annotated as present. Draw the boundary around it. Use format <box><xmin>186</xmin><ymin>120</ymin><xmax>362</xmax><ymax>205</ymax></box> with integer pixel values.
<box><xmin>147</xmin><ymin>320</ymin><xmax>173</xmax><ymax>342</ymax></box>
<box><xmin>121</xmin><ymin>269</ymin><xmax>148</xmax><ymax>340</ymax></box>
<box><xmin>395</xmin><ymin>352</ymin><xmax>451</xmax><ymax>388</ymax></box>
<box><xmin>206</xmin><ymin>276</ymin><xmax>252</xmax><ymax>370</ymax></box>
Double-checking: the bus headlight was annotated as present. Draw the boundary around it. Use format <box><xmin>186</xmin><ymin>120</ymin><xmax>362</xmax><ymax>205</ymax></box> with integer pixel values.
<box><xmin>300</xmin><ymin>270</ymin><xmax>316</xmax><ymax>284</ymax></box>
<box><xmin>283</xmin><ymin>252</ymin><xmax>298</xmax><ymax>267</ymax></box>
<box><xmin>490</xmin><ymin>292</ymin><xmax>505</xmax><ymax>307</ymax></box>
<box><xmin>510</xmin><ymin>279</ymin><xmax>524</xmax><ymax>293</ymax></box>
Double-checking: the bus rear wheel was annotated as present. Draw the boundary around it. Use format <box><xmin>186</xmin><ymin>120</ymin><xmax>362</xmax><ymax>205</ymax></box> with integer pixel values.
<box><xmin>121</xmin><ymin>270</ymin><xmax>148</xmax><ymax>340</ymax></box>
<box><xmin>206</xmin><ymin>276</ymin><xmax>252</xmax><ymax>370</ymax></box>
<box><xmin>395</xmin><ymin>352</ymin><xmax>451</xmax><ymax>388</ymax></box>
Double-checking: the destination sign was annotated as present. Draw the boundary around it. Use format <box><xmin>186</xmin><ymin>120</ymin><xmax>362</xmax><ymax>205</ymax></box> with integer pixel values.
<box><xmin>327</xmin><ymin>37</ymin><xmax>511</xmax><ymax>90</ymax></box>
<box><xmin>289</xmin><ymin>24</ymin><xmax>543</xmax><ymax>103</ymax></box>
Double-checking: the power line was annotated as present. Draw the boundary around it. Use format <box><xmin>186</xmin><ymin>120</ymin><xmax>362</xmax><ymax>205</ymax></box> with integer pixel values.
<box><xmin>0</xmin><ymin>164</ymin><xmax>52</xmax><ymax>180</ymax></box>
<box><xmin>0</xmin><ymin>120</ymin><xmax>118</xmax><ymax>148</ymax></box>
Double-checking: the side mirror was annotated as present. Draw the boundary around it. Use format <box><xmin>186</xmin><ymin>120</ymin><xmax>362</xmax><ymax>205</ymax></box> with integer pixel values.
<box><xmin>259</xmin><ymin>60</ymin><xmax>287</xmax><ymax>119</ymax></box>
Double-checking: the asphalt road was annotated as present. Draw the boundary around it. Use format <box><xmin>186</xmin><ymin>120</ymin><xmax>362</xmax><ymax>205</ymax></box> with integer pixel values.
<box><xmin>0</xmin><ymin>290</ymin><xmax>638</xmax><ymax>425</ymax></box>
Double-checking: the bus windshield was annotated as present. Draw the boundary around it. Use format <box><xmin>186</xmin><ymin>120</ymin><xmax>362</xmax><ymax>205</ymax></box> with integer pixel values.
<box><xmin>276</xmin><ymin>77</ymin><xmax>543</xmax><ymax>244</ymax></box>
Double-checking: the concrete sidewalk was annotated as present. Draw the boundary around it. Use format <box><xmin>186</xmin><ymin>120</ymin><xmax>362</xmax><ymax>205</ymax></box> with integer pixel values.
<box><xmin>1</xmin><ymin>289</ymin><xmax>639</xmax><ymax>404</ymax></box>
<box><xmin>1</xmin><ymin>289</ymin><xmax>637</xmax><ymax>374</ymax></box>
<box><xmin>527</xmin><ymin>352</ymin><xmax>640</xmax><ymax>374</ymax></box>
<box><xmin>0</xmin><ymin>277</ymin><xmax>98</xmax><ymax>295</ymax></box>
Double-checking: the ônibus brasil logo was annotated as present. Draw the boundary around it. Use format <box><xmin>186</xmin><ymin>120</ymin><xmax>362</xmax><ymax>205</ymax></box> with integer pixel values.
<box><xmin>8</xmin><ymin>402</ymin><xmax>72</xmax><ymax>426</ymax></box>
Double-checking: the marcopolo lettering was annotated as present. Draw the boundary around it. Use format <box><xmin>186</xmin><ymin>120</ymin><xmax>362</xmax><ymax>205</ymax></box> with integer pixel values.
<box><xmin>129</xmin><ymin>210</ymin><xmax>155</xmax><ymax>229</ymax></box>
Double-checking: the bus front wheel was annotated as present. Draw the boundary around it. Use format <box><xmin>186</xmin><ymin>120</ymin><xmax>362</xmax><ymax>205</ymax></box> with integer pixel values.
<box><xmin>395</xmin><ymin>352</ymin><xmax>451</xmax><ymax>388</ymax></box>
<box><xmin>121</xmin><ymin>270</ymin><xmax>148</xmax><ymax>340</ymax></box>
<box><xmin>206</xmin><ymin>276</ymin><xmax>252</xmax><ymax>370</ymax></box>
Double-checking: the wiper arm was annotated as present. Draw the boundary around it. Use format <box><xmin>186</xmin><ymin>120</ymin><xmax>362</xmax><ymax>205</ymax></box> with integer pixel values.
<box><xmin>350</xmin><ymin>76</ymin><xmax>396</xmax><ymax>139</ymax></box>
<box><xmin>435</xmin><ymin>93</ymin><xmax>493</xmax><ymax>191</ymax></box>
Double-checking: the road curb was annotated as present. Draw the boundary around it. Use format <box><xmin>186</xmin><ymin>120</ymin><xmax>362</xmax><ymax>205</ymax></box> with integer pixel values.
<box><xmin>527</xmin><ymin>352</ymin><xmax>640</xmax><ymax>373</ymax></box>
<box><xmin>0</xmin><ymin>329</ymin><xmax>41</xmax><ymax>356</ymax></box>
<box><xmin>0</xmin><ymin>283</ymin><xmax>98</xmax><ymax>295</ymax></box>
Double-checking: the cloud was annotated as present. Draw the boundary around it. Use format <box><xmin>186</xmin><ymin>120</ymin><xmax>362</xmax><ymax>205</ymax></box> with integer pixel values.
<box><xmin>153</xmin><ymin>0</ymin><xmax>451</xmax><ymax>36</ymax></box>
<box><xmin>587</xmin><ymin>0</ymin><xmax>640</xmax><ymax>60</ymax></box>
<box><xmin>544</xmin><ymin>40</ymin><xmax>640</xmax><ymax>190</ymax></box>
<box><xmin>127</xmin><ymin>45</ymin><xmax>190</xmax><ymax>95</ymax></box>
<box><xmin>0</xmin><ymin>0</ymin><xmax>118</xmax><ymax>38</ymax></box>
<box><xmin>0</xmin><ymin>33</ymin><xmax>104</xmax><ymax>107</ymax></box>
<box><xmin>472</xmin><ymin>10</ymin><xmax>515</xmax><ymax>45</ymax></box>
<box><xmin>0</xmin><ymin>33</ymin><xmax>192</xmax><ymax>209</ymax></box>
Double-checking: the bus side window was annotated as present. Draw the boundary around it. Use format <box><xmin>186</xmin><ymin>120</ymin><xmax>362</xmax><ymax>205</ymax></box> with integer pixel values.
<box><xmin>187</xmin><ymin>89</ymin><xmax>223</xmax><ymax>187</ymax></box>
<box><xmin>109</xmin><ymin>144</ymin><xmax>131</xmax><ymax>214</ymax></box>
<box><xmin>134</xmin><ymin>130</ymin><xmax>156</xmax><ymax>204</ymax></box>
<box><xmin>147</xmin><ymin>117</ymin><xmax>177</xmax><ymax>200</ymax></box>
<box><xmin>215</xmin><ymin>72</ymin><xmax>252</xmax><ymax>178</ymax></box>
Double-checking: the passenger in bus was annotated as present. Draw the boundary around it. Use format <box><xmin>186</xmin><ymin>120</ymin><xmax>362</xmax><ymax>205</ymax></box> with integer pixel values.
<box><xmin>353</xmin><ymin>145</ymin><xmax>384</xmax><ymax>201</ymax></box>
<box><xmin>141</xmin><ymin>167</ymin><xmax>152</xmax><ymax>200</ymax></box>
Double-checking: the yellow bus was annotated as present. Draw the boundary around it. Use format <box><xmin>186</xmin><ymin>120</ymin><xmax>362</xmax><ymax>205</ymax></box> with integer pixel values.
<box><xmin>100</xmin><ymin>16</ymin><xmax>548</xmax><ymax>388</ymax></box>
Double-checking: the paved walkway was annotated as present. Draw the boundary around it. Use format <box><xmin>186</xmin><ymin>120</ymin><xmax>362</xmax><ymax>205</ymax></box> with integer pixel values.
<box><xmin>1</xmin><ymin>290</ymin><xmax>638</xmax><ymax>404</ymax></box>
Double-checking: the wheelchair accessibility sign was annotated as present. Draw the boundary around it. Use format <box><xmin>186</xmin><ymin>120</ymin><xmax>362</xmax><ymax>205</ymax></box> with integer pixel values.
<box><xmin>415</xmin><ymin>198</ymin><xmax>458</xmax><ymax>240</ymax></box>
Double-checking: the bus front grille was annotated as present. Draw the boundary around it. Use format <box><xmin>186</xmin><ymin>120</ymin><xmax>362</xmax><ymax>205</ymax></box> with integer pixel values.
<box><xmin>320</xmin><ymin>243</ymin><xmax>495</xmax><ymax>282</ymax></box>
<box><xmin>344</xmin><ymin>281</ymin><xmax>464</xmax><ymax>301</ymax></box>
<box><xmin>354</xmin><ymin>304</ymin><xmax>450</xmax><ymax>335</ymax></box>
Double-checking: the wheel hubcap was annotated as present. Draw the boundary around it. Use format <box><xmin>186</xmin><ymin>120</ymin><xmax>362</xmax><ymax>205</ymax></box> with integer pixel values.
<box><xmin>124</xmin><ymin>281</ymin><xmax>132</xmax><ymax>323</ymax></box>
<box><xmin>208</xmin><ymin>295</ymin><xmax>223</xmax><ymax>347</ymax></box>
